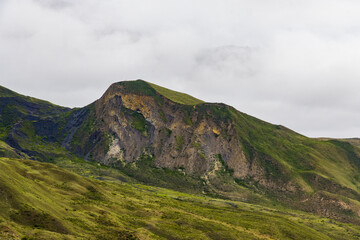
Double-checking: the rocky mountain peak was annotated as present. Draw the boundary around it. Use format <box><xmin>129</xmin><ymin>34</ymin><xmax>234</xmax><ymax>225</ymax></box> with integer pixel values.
<box><xmin>88</xmin><ymin>80</ymin><xmax>239</xmax><ymax>175</ymax></box>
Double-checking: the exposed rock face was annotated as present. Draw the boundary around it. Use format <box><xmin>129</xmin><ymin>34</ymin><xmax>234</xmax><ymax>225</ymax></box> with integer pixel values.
<box><xmin>88</xmin><ymin>82</ymin><xmax>249</xmax><ymax>177</ymax></box>
<box><xmin>64</xmin><ymin>81</ymin><xmax>303</xmax><ymax>197</ymax></box>
<box><xmin>64</xmin><ymin>81</ymin><xmax>310</xmax><ymax>197</ymax></box>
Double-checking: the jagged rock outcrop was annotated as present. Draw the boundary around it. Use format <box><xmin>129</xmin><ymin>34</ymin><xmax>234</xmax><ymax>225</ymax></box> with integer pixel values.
<box><xmin>71</xmin><ymin>81</ymin><xmax>250</xmax><ymax>177</ymax></box>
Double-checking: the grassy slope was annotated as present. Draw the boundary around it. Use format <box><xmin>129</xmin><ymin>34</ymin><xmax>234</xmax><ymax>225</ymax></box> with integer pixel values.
<box><xmin>318</xmin><ymin>138</ymin><xmax>360</xmax><ymax>148</ymax></box>
<box><xmin>0</xmin><ymin>85</ymin><xmax>70</xmax><ymax>141</ymax></box>
<box><xmin>1</xmin><ymin>157</ymin><xmax>360</xmax><ymax>240</ymax></box>
<box><xmin>0</xmin><ymin>85</ymin><xmax>18</xmax><ymax>98</ymax></box>
<box><xmin>0</xmin><ymin>140</ymin><xmax>25</xmax><ymax>159</ymax></box>
<box><xmin>209</xmin><ymin>105</ymin><xmax>360</xmax><ymax>192</ymax></box>
<box><xmin>0</xmin><ymin>85</ymin><xmax>68</xmax><ymax>111</ymax></box>
<box><xmin>146</xmin><ymin>81</ymin><xmax>204</xmax><ymax>105</ymax></box>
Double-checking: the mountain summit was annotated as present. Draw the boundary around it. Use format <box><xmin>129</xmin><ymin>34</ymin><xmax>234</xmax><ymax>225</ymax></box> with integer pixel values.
<box><xmin>2</xmin><ymin>80</ymin><xmax>360</xmax><ymax>225</ymax></box>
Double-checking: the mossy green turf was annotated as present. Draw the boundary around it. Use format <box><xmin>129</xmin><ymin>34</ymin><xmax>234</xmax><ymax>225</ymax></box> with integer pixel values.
<box><xmin>0</xmin><ymin>85</ymin><xmax>18</xmax><ymax>98</ymax></box>
<box><xmin>116</xmin><ymin>80</ymin><xmax>204</xmax><ymax>105</ymax></box>
<box><xmin>0</xmin><ymin>85</ymin><xmax>68</xmax><ymax>111</ymax></box>
<box><xmin>0</xmin><ymin>140</ymin><xmax>24</xmax><ymax>158</ymax></box>
<box><xmin>0</xmin><ymin>85</ymin><xmax>70</xmax><ymax>141</ymax></box>
<box><xmin>146</xmin><ymin>81</ymin><xmax>205</xmax><ymax>105</ymax></box>
<box><xmin>1</xmin><ymin>157</ymin><xmax>360</xmax><ymax>240</ymax></box>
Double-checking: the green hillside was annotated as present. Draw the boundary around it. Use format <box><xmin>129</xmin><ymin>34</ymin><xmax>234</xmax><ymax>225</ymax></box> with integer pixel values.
<box><xmin>1</xmin><ymin>157</ymin><xmax>360</xmax><ymax>240</ymax></box>
<box><xmin>0</xmin><ymin>85</ymin><xmax>18</xmax><ymax>98</ymax></box>
<box><xmin>0</xmin><ymin>85</ymin><xmax>68</xmax><ymax>110</ymax></box>
<box><xmin>2</xmin><ymin>81</ymin><xmax>360</xmax><ymax>238</ymax></box>
<box><xmin>227</xmin><ymin>106</ymin><xmax>360</xmax><ymax>192</ymax></box>
<box><xmin>0</xmin><ymin>85</ymin><xmax>70</xmax><ymax>141</ymax></box>
<box><xmin>146</xmin><ymin>81</ymin><xmax>205</xmax><ymax>105</ymax></box>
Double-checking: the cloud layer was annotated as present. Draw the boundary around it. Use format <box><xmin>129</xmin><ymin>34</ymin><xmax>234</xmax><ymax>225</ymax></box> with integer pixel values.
<box><xmin>1</xmin><ymin>0</ymin><xmax>360</xmax><ymax>137</ymax></box>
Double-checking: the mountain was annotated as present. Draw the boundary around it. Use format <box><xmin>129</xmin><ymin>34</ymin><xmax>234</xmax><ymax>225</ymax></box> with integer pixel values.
<box><xmin>2</xmin><ymin>80</ymin><xmax>360</xmax><ymax>238</ymax></box>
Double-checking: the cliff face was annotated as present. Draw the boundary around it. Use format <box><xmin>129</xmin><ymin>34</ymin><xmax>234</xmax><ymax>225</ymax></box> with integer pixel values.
<box><xmin>73</xmin><ymin>81</ymin><xmax>249</xmax><ymax>177</ymax></box>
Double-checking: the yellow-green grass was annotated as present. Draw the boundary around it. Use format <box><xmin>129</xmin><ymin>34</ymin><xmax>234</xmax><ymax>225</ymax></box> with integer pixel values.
<box><xmin>317</xmin><ymin>138</ymin><xmax>360</xmax><ymax>148</ymax></box>
<box><xmin>1</xmin><ymin>157</ymin><xmax>360</xmax><ymax>240</ymax></box>
<box><xmin>312</xmin><ymin>141</ymin><xmax>360</xmax><ymax>191</ymax></box>
<box><xmin>0</xmin><ymin>85</ymin><xmax>68</xmax><ymax>110</ymax></box>
<box><xmin>0</xmin><ymin>140</ymin><xmax>22</xmax><ymax>158</ymax></box>
<box><xmin>146</xmin><ymin>81</ymin><xmax>204</xmax><ymax>105</ymax></box>
<box><xmin>0</xmin><ymin>85</ymin><xmax>18</xmax><ymax>98</ymax></box>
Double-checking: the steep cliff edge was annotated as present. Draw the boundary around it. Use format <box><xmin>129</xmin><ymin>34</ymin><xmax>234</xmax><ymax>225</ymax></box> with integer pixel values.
<box><xmin>71</xmin><ymin>81</ymin><xmax>246</xmax><ymax>174</ymax></box>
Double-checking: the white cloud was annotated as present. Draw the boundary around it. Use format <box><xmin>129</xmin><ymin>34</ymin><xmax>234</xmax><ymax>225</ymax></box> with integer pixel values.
<box><xmin>1</xmin><ymin>0</ymin><xmax>360</xmax><ymax>137</ymax></box>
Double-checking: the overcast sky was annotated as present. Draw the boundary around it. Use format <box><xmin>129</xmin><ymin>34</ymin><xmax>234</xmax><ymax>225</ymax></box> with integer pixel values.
<box><xmin>1</xmin><ymin>0</ymin><xmax>360</xmax><ymax>138</ymax></box>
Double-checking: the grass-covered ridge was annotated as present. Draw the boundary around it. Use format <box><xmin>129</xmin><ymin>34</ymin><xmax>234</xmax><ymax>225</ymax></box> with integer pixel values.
<box><xmin>0</xmin><ymin>140</ymin><xmax>26</xmax><ymax>158</ymax></box>
<box><xmin>115</xmin><ymin>80</ymin><xmax>204</xmax><ymax>105</ymax></box>
<box><xmin>0</xmin><ymin>85</ymin><xmax>68</xmax><ymax>110</ymax></box>
<box><xmin>146</xmin><ymin>81</ymin><xmax>205</xmax><ymax>105</ymax></box>
<box><xmin>0</xmin><ymin>85</ymin><xmax>18</xmax><ymax>98</ymax></box>
<box><xmin>1</xmin><ymin>157</ymin><xmax>360</xmax><ymax>240</ymax></box>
